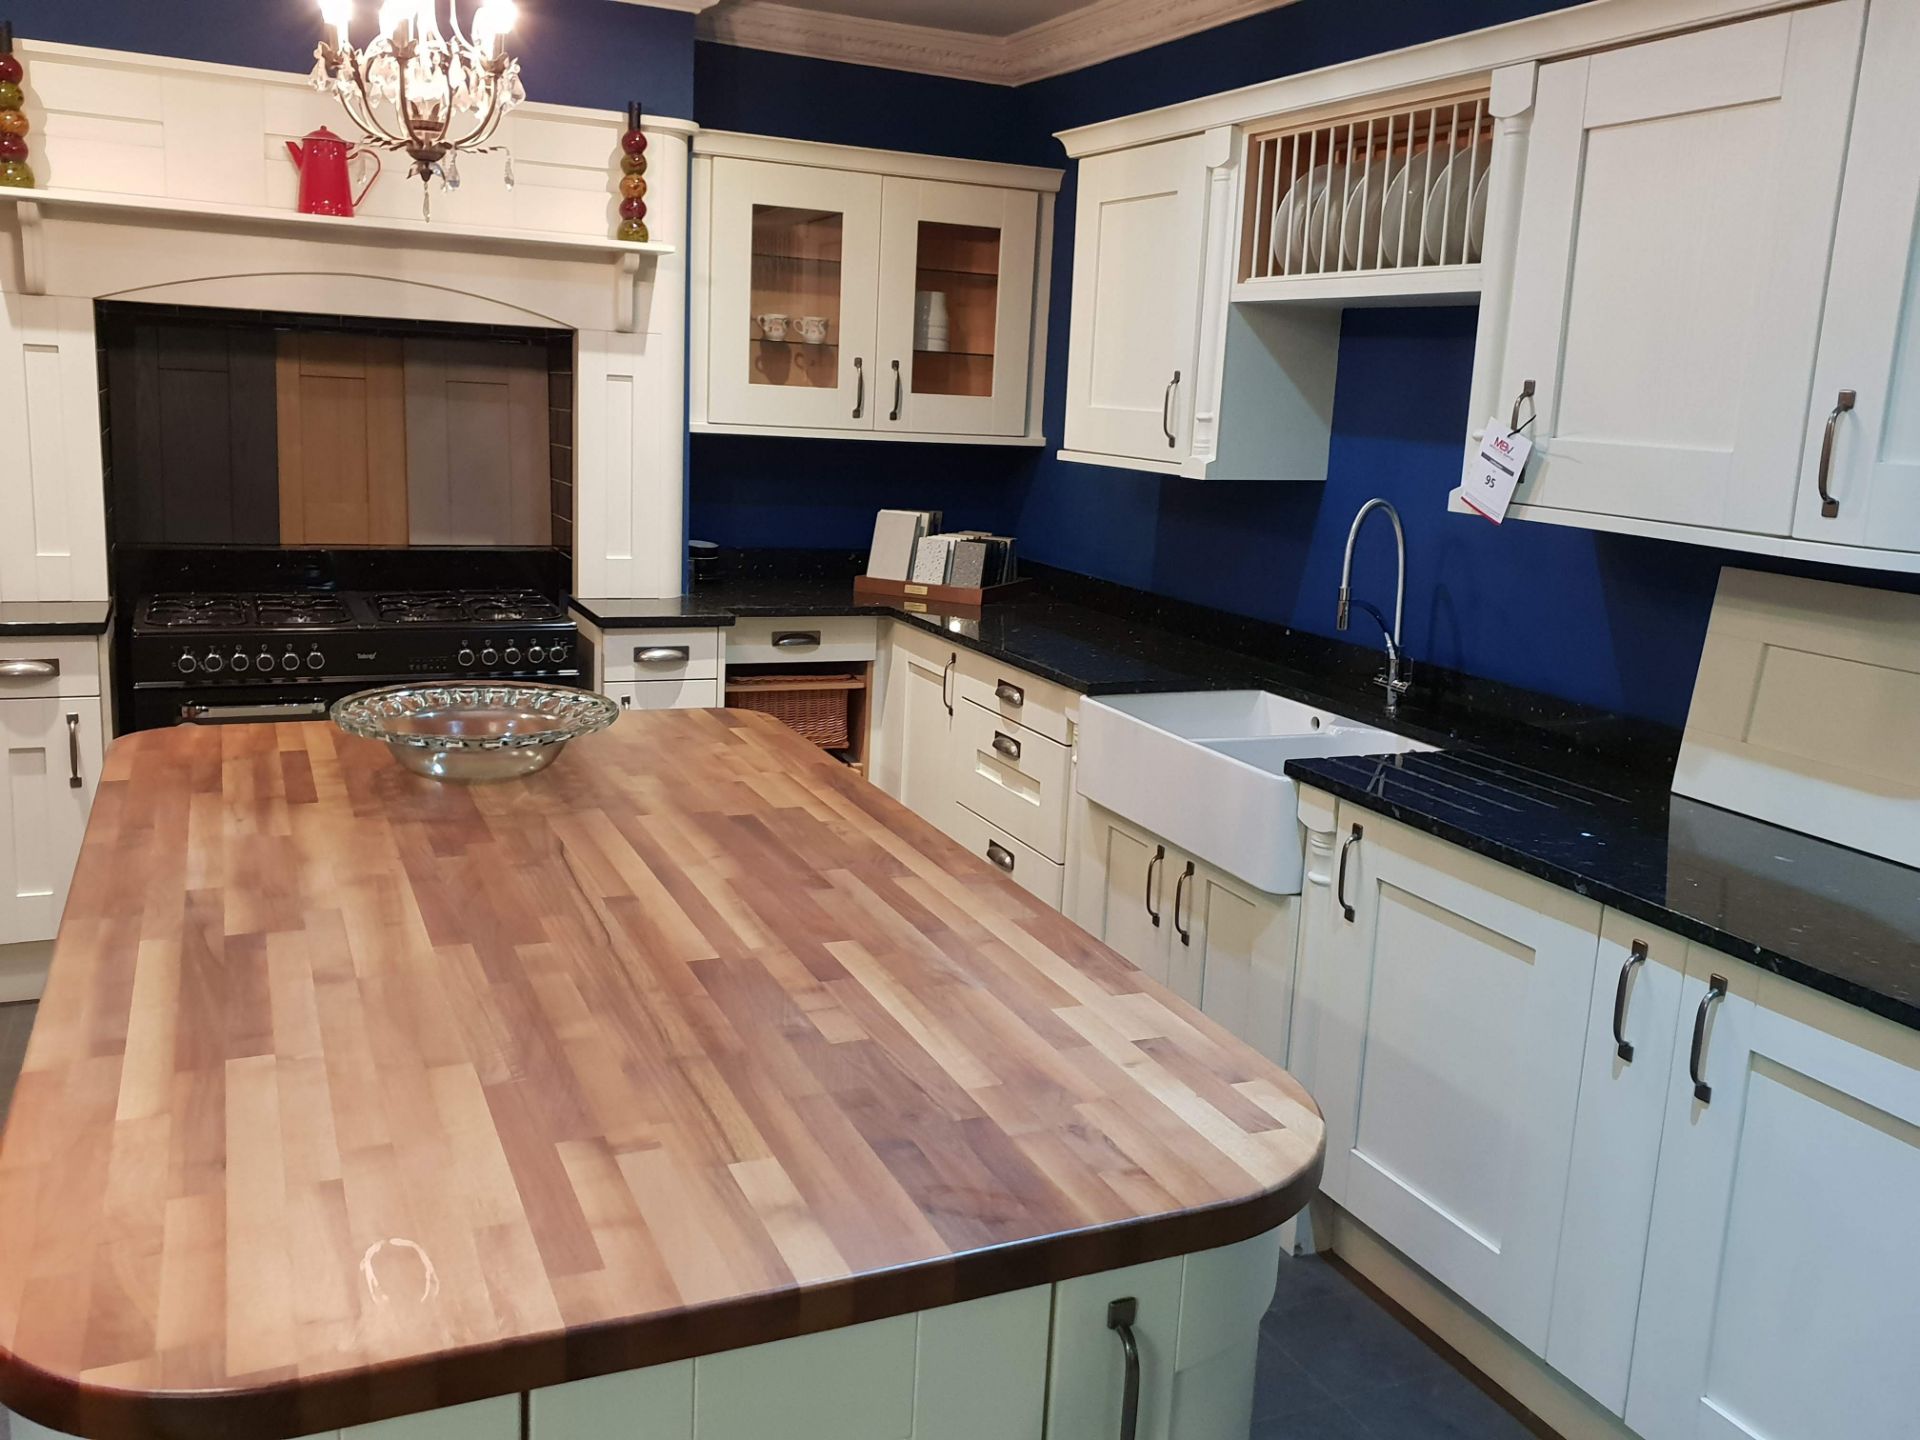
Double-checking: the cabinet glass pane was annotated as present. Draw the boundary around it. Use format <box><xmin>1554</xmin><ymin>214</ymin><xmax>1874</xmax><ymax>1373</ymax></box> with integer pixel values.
<box><xmin>750</xmin><ymin>205</ymin><xmax>843</xmax><ymax>389</ymax></box>
<box><xmin>911</xmin><ymin>221</ymin><xmax>999</xmax><ymax>398</ymax></box>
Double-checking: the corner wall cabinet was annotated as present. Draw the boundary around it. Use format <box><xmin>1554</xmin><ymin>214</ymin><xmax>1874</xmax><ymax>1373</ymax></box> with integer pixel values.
<box><xmin>691</xmin><ymin>134</ymin><xmax>1060</xmax><ymax>445</ymax></box>
<box><xmin>1467</xmin><ymin>0</ymin><xmax>1920</xmax><ymax>573</ymax></box>
<box><xmin>1292</xmin><ymin>784</ymin><xmax>1920</xmax><ymax>1437</ymax></box>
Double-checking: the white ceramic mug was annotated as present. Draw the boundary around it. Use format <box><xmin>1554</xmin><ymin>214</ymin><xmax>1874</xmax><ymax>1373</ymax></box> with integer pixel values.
<box><xmin>795</xmin><ymin>316</ymin><xmax>830</xmax><ymax>345</ymax></box>
<box><xmin>755</xmin><ymin>313</ymin><xmax>789</xmax><ymax>341</ymax></box>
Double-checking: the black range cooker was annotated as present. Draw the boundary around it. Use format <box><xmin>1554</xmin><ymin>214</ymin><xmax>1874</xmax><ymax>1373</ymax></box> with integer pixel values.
<box><xmin>128</xmin><ymin>587</ymin><xmax>583</xmax><ymax>730</ymax></box>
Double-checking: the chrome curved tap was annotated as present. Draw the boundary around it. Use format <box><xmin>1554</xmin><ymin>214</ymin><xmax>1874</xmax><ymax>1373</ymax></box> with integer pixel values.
<box><xmin>1336</xmin><ymin>498</ymin><xmax>1411</xmax><ymax>714</ymax></box>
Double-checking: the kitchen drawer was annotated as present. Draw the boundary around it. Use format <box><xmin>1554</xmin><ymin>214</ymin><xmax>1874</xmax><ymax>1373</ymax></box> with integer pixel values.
<box><xmin>0</xmin><ymin>637</ymin><xmax>102</xmax><ymax>699</ymax></box>
<box><xmin>949</xmin><ymin>801</ymin><xmax>1065</xmax><ymax>911</ymax></box>
<box><xmin>954</xmin><ymin>699</ymin><xmax>1071</xmax><ymax>862</ymax></box>
<box><xmin>606</xmin><ymin>678</ymin><xmax>722</xmax><ymax>711</ymax></box>
<box><xmin>600</xmin><ymin>628</ymin><xmax>722</xmax><ymax>683</ymax></box>
<box><xmin>727</xmin><ymin>616</ymin><xmax>878</xmax><ymax>665</ymax></box>
<box><xmin>954</xmin><ymin>651</ymin><xmax>1074</xmax><ymax>747</ymax></box>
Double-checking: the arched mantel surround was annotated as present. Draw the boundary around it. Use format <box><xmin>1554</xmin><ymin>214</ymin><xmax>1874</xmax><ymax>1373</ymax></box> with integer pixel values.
<box><xmin>0</xmin><ymin>38</ymin><xmax>694</xmax><ymax>605</ymax></box>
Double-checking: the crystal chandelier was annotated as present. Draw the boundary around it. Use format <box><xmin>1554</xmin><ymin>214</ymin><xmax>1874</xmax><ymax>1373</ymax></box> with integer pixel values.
<box><xmin>310</xmin><ymin>0</ymin><xmax>526</xmax><ymax>218</ymax></box>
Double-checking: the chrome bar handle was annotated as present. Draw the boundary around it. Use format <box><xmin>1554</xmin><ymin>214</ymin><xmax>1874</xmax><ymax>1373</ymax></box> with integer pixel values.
<box><xmin>1146</xmin><ymin>844</ymin><xmax>1165</xmax><ymax>927</ymax></box>
<box><xmin>1162</xmin><ymin>371</ymin><xmax>1181</xmax><ymax>448</ymax></box>
<box><xmin>635</xmin><ymin>646</ymin><xmax>690</xmax><ymax>665</ymax></box>
<box><xmin>65</xmin><ymin>712</ymin><xmax>81</xmax><ymax>788</ymax></box>
<box><xmin>0</xmin><ymin>658</ymin><xmax>58</xmax><ymax>679</ymax></box>
<box><xmin>180</xmin><ymin>701</ymin><xmax>330</xmax><ymax>723</ymax></box>
<box><xmin>889</xmin><ymin>359</ymin><xmax>903</xmax><ymax>422</ymax></box>
<box><xmin>991</xmin><ymin>731</ymin><xmax>1022</xmax><ymax>763</ymax></box>
<box><xmin>1336</xmin><ymin>822</ymin><xmax>1363</xmax><ymax>922</ymax></box>
<box><xmin>772</xmin><ymin>631</ymin><xmax>821</xmax><ymax>648</ymax></box>
<box><xmin>995</xmin><ymin>680</ymin><xmax>1024</xmax><ymax>707</ymax></box>
<box><xmin>1689</xmin><ymin>974</ymin><xmax>1729</xmax><ymax>1104</ymax></box>
<box><xmin>1613</xmin><ymin>939</ymin><xmax>1648</xmax><ymax>1062</ymax></box>
<box><xmin>986</xmin><ymin>840</ymin><xmax>1016</xmax><ymax>874</ymax></box>
<box><xmin>1816</xmin><ymin>388</ymin><xmax>1856</xmax><ymax>518</ymax></box>
<box><xmin>1107</xmin><ymin>1298</ymin><xmax>1141</xmax><ymax>1440</ymax></box>
<box><xmin>851</xmin><ymin>357</ymin><xmax>865</xmax><ymax>419</ymax></box>
<box><xmin>941</xmin><ymin>653</ymin><xmax>955</xmax><ymax>717</ymax></box>
<box><xmin>1174</xmin><ymin>860</ymin><xmax>1195</xmax><ymax>947</ymax></box>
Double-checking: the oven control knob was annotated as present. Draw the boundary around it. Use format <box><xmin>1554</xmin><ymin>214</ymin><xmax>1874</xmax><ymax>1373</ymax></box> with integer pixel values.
<box><xmin>175</xmin><ymin>652</ymin><xmax>198</xmax><ymax>674</ymax></box>
<box><xmin>457</xmin><ymin>646</ymin><xmax>476</xmax><ymax>667</ymax></box>
<box><xmin>257</xmin><ymin>652</ymin><xmax>275</xmax><ymax>674</ymax></box>
<box><xmin>230</xmin><ymin>652</ymin><xmax>251</xmax><ymax>673</ymax></box>
<box><xmin>201</xmin><ymin>652</ymin><xmax>225</xmax><ymax>674</ymax></box>
<box><xmin>480</xmin><ymin>646</ymin><xmax>499</xmax><ymax>667</ymax></box>
<box><xmin>526</xmin><ymin>643</ymin><xmax>547</xmax><ymax>665</ymax></box>
<box><xmin>502</xmin><ymin>645</ymin><xmax>522</xmax><ymax>667</ymax></box>
<box><xmin>306</xmin><ymin>651</ymin><xmax>325</xmax><ymax>671</ymax></box>
<box><xmin>549</xmin><ymin>643</ymin><xmax>570</xmax><ymax>664</ymax></box>
<box><xmin>280</xmin><ymin>652</ymin><xmax>300</xmax><ymax>673</ymax></box>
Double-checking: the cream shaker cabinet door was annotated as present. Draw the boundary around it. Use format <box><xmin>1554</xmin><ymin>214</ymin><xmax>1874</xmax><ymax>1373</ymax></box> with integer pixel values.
<box><xmin>1186</xmin><ymin>862</ymin><xmax>1298</xmax><ymax>1067</ymax></box>
<box><xmin>875</xmin><ymin>177</ymin><xmax>1038</xmax><ymax>438</ymax></box>
<box><xmin>1313</xmin><ymin>806</ymin><xmax>1601</xmax><ymax>1353</ymax></box>
<box><xmin>1498</xmin><ymin>3</ymin><xmax>1863</xmax><ymax>534</ymax></box>
<box><xmin>0</xmin><ymin>696</ymin><xmax>102</xmax><ymax>946</ymax></box>
<box><xmin>706</xmin><ymin>157</ymin><xmax>884</xmax><ymax>432</ymax></box>
<box><xmin>1791</xmin><ymin>0</ymin><xmax>1920</xmax><ymax>550</ymax></box>
<box><xmin>1626</xmin><ymin>961</ymin><xmax>1920</xmax><ymax>1440</ymax></box>
<box><xmin>1064</xmin><ymin>135</ymin><xmax>1207</xmax><ymax>463</ymax></box>
<box><xmin>1077</xmin><ymin>805</ymin><xmax>1175</xmax><ymax>991</ymax></box>
<box><xmin>1545</xmin><ymin>913</ymin><xmax>1688</xmax><ymax>1415</ymax></box>
<box><xmin>893</xmin><ymin>637</ymin><xmax>959</xmax><ymax>838</ymax></box>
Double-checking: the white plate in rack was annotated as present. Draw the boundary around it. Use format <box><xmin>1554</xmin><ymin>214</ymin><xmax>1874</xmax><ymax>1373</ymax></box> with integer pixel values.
<box><xmin>1421</xmin><ymin>142</ymin><xmax>1492</xmax><ymax>265</ymax></box>
<box><xmin>1270</xmin><ymin>163</ymin><xmax>1332</xmax><ymax>274</ymax></box>
<box><xmin>1342</xmin><ymin>157</ymin><xmax>1424</xmax><ymax>270</ymax></box>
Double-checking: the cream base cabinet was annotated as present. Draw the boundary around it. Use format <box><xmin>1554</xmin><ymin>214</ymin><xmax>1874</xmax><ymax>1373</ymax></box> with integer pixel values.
<box><xmin>1790</xmin><ymin>0</ymin><xmax>1920</xmax><ymax>550</ymax></box>
<box><xmin>0</xmin><ymin>693</ymin><xmax>103</xmax><ymax>947</ymax></box>
<box><xmin>1074</xmin><ymin>803</ymin><xmax>1298</xmax><ymax>1063</ymax></box>
<box><xmin>1625</xmin><ymin>960</ymin><xmax>1920</xmax><ymax>1440</ymax></box>
<box><xmin>1495</xmin><ymin>2</ymin><xmax>1864</xmax><ymax>534</ymax></box>
<box><xmin>1063</xmin><ymin>135</ymin><xmax>1208</xmax><ymax>466</ymax></box>
<box><xmin>881</xmin><ymin>627</ymin><xmax>960</xmax><ymax>840</ymax></box>
<box><xmin>1048</xmin><ymin>1228</ymin><xmax>1281</xmax><ymax>1440</ymax></box>
<box><xmin>692</xmin><ymin>134</ymin><xmax>1059</xmax><ymax>445</ymax></box>
<box><xmin>1308</xmin><ymin>804</ymin><xmax>1600</xmax><ymax>1352</ymax></box>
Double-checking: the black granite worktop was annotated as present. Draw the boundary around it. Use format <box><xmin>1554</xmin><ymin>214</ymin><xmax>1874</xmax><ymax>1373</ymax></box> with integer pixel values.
<box><xmin>1286</xmin><ymin>749</ymin><xmax>1920</xmax><ymax>1032</ymax></box>
<box><xmin>0</xmin><ymin>600</ymin><xmax>112</xmax><ymax>635</ymax></box>
<box><xmin>578</xmin><ymin>549</ymin><xmax>1918</xmax><ymax>1032</ymax></box>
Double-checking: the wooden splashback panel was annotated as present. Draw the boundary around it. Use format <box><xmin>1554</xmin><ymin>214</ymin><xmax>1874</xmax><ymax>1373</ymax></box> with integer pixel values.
<box><xmin>0</xmin><ymin>711</ymin><xmax>1322</xmax><ymax>1439</ymax></box>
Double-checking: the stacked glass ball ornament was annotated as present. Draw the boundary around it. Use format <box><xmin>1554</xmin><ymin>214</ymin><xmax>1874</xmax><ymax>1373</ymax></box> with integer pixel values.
<box><xmin>0</xmin><ymin>26</ymin><xmax>31</xmax><ymax>190</ymax></box>
<box><xmin>618</xmin><ymin>101</ymin><xmax>647</xmax><ymax>243</ymax></box>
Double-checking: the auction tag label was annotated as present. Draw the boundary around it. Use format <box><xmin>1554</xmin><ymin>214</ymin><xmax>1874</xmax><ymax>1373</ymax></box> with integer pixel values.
<box><xmin>1462</xmin><ymin>419</ymin><xmax>1533</xmax><ymax>523</ymax></box>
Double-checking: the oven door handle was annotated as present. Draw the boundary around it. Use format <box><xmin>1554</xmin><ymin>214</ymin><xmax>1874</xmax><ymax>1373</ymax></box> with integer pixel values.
<box><xmin>180</xmin><ymin>701</ymin><xmax>332</xmax><ymax>724</ymax></box>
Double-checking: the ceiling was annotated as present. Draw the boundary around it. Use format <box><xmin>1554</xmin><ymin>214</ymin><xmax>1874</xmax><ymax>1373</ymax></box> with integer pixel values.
<box><xmin>707</xmin><ymin>0</ymin><xmax>1103</xmax><ymax>37</ymax></box>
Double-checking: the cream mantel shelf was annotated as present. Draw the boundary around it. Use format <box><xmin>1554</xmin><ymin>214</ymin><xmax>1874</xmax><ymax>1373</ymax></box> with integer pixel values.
<box><xmin>0</xmin><ymin>186</ymin><xmax>677</xmax><ymax>332</ymax></box>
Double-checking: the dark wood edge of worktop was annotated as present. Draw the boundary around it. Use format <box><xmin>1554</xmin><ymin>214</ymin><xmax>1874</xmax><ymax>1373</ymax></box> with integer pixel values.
<box><xmin>0</xmin><ymin>1154</ymin><xmax>1322</xmax><ymax>1440</ymax></box>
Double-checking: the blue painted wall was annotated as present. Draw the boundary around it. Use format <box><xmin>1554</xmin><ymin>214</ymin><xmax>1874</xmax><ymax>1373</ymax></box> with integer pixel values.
<box><xmin>14</xmin><ymin>0</ymin><xmax>696</xmax><ymax>118</ymax></box>
<box><xmin>692</xmin><ymin>1</ymin><xmax>1920</xmax><ymax>728</ymax></box>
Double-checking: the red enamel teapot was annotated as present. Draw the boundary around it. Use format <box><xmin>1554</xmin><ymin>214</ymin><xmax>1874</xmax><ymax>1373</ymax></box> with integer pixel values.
<box><xmin>286</xmin><ymin>126</ymin><xmax>380</xmax><ymax>217</ymax></box>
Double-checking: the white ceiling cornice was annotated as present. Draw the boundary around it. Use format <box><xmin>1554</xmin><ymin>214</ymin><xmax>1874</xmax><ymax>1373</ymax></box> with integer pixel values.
<box><xmin>696</xmin><ymin>0</ymin><xmax>1298</xmax><ymax>86</ymax></box>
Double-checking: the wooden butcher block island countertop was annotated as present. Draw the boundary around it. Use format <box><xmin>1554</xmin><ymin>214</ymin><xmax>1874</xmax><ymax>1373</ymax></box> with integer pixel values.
<box><xmin>0</xmin><ymin>710</ymin><xmax>1324</xmax><ymax>1440</ymax></box>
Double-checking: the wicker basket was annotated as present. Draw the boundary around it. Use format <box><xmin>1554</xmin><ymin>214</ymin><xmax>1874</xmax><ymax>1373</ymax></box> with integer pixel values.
<box><xmin>726</xmin><ymin>673</ymin><xmax>854</xmax><ymax>750</ymax></box>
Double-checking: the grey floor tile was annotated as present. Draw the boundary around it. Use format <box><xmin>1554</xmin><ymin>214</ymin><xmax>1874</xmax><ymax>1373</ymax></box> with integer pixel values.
<box><xmin>1252</xmin><ymin>1398</ymin><xmax>1378</xmax><ymax>1440</ymax></box>
<box><xmin>1346</xmin><ymin>1373</ymin><xmax>1538</xmax><ymax>1440</ymax></box>
<box><xmin>1270</xmin><ymin>1251</ymin><xmax>1354</xmax><ymax>1312</ymax></box>
<box><xmin>1254</xmin><ymin>1332</ymin><xmax>1339</xmax><ymax>1422</ymax></box>
<box><xmin>1264</xmin><ymin>1281</ymin><xmax>1453</xmax><ymax>1397</ymax></box>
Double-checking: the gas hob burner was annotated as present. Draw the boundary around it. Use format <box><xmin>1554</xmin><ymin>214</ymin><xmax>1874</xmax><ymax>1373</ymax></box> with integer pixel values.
<box><xmin>143</xmin><ymin>594</ymin><xmax>254</xmax><ymax>628</ymax></box>
<box><xmin>253</xmin><ymin>593</ymin><xmax>354</xmax><ymax>628</ymax></box>
<box><xmin>370</xmin><ymin>590</ymin><xmax>564</xmax><ymax>625</ymax></box>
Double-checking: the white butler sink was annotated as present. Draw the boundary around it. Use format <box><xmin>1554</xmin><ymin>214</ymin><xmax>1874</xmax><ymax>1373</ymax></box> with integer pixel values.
<box><xmin>1077</xmin><ymin>691</ymin><xmax>1432</xmax><ymax>894</ymax></box>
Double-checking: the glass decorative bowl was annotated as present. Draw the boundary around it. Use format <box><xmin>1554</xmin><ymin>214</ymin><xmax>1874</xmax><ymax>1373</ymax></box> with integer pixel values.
<box><xmin>330</xmin><ymin>682</ymin><xmax>619</xmax><ymax>783</ymax></box>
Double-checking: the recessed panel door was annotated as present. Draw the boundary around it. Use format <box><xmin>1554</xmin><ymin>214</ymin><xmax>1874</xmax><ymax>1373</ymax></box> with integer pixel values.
<box><xmin>708</xmin><ymin>157</ymin><xmax>882</xmax><ymax>431</ymax></box>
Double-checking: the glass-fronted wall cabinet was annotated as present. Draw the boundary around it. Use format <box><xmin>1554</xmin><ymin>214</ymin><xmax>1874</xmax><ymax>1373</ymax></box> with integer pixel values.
<box><xmin>692</xmin><ymin>134</ymin><xmax>1060</xmax><ymax>444</ymax></box>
